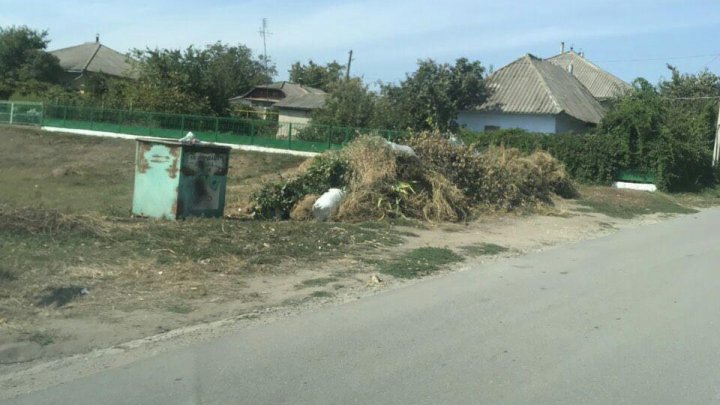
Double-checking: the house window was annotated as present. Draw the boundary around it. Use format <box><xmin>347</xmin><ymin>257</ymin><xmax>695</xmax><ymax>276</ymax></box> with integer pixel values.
<box><xmin>484</xmin><ymin>125</ymin><xmax>500</xmax><ymax>132</ymax></box>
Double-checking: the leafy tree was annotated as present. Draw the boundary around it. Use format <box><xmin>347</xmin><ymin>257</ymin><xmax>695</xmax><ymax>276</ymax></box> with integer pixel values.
<box><xmin>375</xmin><ymin>58</ymin><xmax>487</xmax><ymax>132</ymax></box>
<box><xmin>312</xmin><ymin>78</ymin><xmax>376</xmax><ymax>127</ymax></box>
<box><xmin>0</xmin><ymin>25</ymin><xmax>63</xmax><ymax>98</ymax></box>
<box><xmin>598</xmin><ymin>67</ymin><xmax>719</xmax><ymax>191</ymax></box>
<box><xmin>660</xmin><ymin>64</ymin><xmax>720</xmax><ymax>99</ymax></box>
<box><xmin>129</xmin><ymin>42</ymin><xmax>274</xmax><ymax>115</ymax></box>
<box><xmin>289</xmin><ymin>60</ymin><xmax>345</xmax><ymax>92</ymax></box>
<box><xmin>599</xmin><ymin>78</ymin><xmax>665</xmax><ymax>174</ymax></box>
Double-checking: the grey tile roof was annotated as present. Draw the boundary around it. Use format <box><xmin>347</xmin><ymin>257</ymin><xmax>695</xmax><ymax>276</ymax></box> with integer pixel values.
<box><xmin>266</xmin><ymin>82</ymin><xmax>326</xmax><ymax>96</ymax></box>
<box><xmin>546</xmin><ymin>51</ymin><xmax>631</xmax><ymax>100</ymax></box>
<box><xmin>229</xmin><ymin>82</ymin><xmax>326</xmax><ymax>103</ymax></box>
<box><xmin>475</xmin><ymin>54</ymin><xmax>605</xmax><ymax>124</ymax></box>
<box><xmin>50</xmin><ymin>42</ymin><xmax>137</xmax><ymax>78</ymax></box>
<box><xmin>274</xmin><ymin>93</ymin><xmax>327</xmax><ymax>111</ymax></box>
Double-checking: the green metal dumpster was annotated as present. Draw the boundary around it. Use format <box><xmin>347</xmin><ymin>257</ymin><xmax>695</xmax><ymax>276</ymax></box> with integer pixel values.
<box><xmin>132</xmin><ymin>138</ymin><xmax>231</xmax><ymax>219</ymax></box>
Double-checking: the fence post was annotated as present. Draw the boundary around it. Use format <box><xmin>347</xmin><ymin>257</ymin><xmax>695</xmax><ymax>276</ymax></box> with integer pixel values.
<box><xmin>118</xmin><ymin>110</ymin><xmax>123</xmax><ymax>132</ymax></box>
<box><xmin>214</xmin><ymin>117</ymin><xmax>219</xmax><ymax>142</ymax></box>
<box><xmin>250</xmin><ymin>121</ymin><xmax>255</xmax><ymax>145</ymax></box>
<box><xmin>63</xmin><ymin>105</ymin><xmax>68</xmax><ymax>127</ymax></box>
<box><xmin>288</xmin><ymin>123</ymin><xmax>293</xmax><ymax>149</ymax></box>
<box><xmin>8</xmin><ymin>102</ymin><xmax>14</xmax><ymax>125</ymax></box>
<box><xmin>326</xmin><ymin>127</ymin><xmax>331</xmax><ymax>149</ymax></box>
<box><xmin>180</xmin><ymin>115</ymin><xmax>185</xmax><ymax>136</ymax></box>
<box><xmin>89</xmin><ymin>108</ymin><xmax>94</xmax><ymax>130</ymax></box>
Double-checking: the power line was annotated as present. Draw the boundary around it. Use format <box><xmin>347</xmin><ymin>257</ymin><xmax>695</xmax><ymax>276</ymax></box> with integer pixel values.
<box><xmin>704</xmin><ymin>54</ymin><xmax>720</xmax><ymax>67</ymax></box>
<box><xmin>595</xmin><ymin>53</ymin><xmax>719</xmax><ymax>63</ymax></box>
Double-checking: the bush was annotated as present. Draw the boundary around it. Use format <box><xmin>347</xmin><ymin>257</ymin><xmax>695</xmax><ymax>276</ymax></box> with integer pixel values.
<box><xmin>459</xmin><ymin>128</ymin><xmax>624</xmax><ymax>185</ymax></box>
<box><xmin>251</xmin><ymin>152</ymin><xmax>348</xmax><ymax>218</ymax></box>
<box><xmin>407</xmin><ymin>132</ymin><xmax>577</xmax><ymax>210</ymax></box>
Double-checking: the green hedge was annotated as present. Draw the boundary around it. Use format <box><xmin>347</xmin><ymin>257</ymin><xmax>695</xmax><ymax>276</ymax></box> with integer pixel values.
<box><xmin>460</xmin><ymin>127</ymin><xmax>717</xmax><ymax>192</ymax></box>
<box><xmin>459</xmin><ymin>129</ymin><xmax>626</xmax><ymax>185</ymax></box>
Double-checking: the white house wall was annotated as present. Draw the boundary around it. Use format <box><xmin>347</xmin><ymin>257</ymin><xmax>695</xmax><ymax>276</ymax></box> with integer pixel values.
<box><xmin>457</xmin><ymin>111</ymin><xmax>557</xmax><ymax>133</ymax></box>
<box><xmin>278</xmin><ymin>109</ymin><xmax>312</xmax><ymax>125</ymax></box>
<box><xmin>277</xmin><ymin>109</ymin><xmax>312</xmax><ymax>138</ymax></box>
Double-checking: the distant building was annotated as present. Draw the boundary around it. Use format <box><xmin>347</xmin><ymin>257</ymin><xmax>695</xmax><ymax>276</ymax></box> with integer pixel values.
<box><xmin>457</xmin><ymin>54</ymin><xmax>607</xmax><ymax>134</ymax></box>
<box><xmin>229</xmin><ymin>82</ymin><xmax>326</xmax><ymax>110</ymax></box>
<box><xmin>50</xmin><ymin>36</ymin><xmax>137</xmax><ymax>89</ymax></box>
<box><xmin>273</xmin><ymin>93</ymin><xmax>327</xmax><ymax>136</ymax></box>
<box><xmin>229</xmin><ymin>82</ymin><xmax>327</xmax><ymax>131</ymax></box>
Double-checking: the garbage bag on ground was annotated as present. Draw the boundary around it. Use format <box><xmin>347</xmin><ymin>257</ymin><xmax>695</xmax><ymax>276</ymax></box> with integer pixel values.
<box><xmin>312</xmin><ymin>188</ymin><xmax>345</xmax><ymax>221</ymax></box>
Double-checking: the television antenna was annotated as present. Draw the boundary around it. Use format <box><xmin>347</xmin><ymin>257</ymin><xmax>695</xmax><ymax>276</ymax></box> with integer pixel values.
<box><xmin>259</xmin><ymin>18</ymin><xmax>272</xmax><ymax>83</ymax></box>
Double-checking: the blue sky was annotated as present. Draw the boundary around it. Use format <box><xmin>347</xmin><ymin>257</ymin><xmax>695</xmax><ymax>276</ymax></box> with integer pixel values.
<box><xmin>2</xmin><ymin>0</ymin><xmax>719</xmax><ymax>86</ymax></box>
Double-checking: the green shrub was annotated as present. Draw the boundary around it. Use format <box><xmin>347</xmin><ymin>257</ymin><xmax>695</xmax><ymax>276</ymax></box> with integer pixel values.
<box><xmin>251</xmin><ymin>152</ymin><xmax>348</xmax><ymax>218</ymax></box>
<box><xmin>407</xmin><ymin>132</ymin><xmax>576</xmax><ymax>209</ymax></box>
<box><xmin>459</xmin><ymin>128</ymin><xmax>624</xmax><ymax>185</ymax></box>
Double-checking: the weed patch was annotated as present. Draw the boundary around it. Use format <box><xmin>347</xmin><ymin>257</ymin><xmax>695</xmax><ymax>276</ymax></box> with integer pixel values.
<box><xmin>167</xmin><ymin>303</ymin><xmax>195</xmax><ymax>314</ymax></box>
<box><xmin>375</xmin><ymin>247</ymin><xmax>464</xmax><ymax>279</ymax></box>
<box><xmin>0</xmin><ymin>267</ymin><xmax>17</xmax><ymax>281</ymax></box>
<box><xmin>459</xmin><ymin>243</ymin><xmax>508</xmax><ymax>257</ymax></box>
<box><xmin>310</xmin><ymin>291</ymin><xmax>333</xmax><ymax>298</ymax></box>
<box><xmin>36</xmin><ymin>286</ymin><xmax>87</xmax><ymax>307</ymax></box>
<box><xmin>27</xmin><ymin>331</ymin><xmax>55</xmax><ymax>346</ymax></box>
<box><xmin>296</xmin><ymin>277</ymin><xmax>339</xmax><ymax>289</ymax></box>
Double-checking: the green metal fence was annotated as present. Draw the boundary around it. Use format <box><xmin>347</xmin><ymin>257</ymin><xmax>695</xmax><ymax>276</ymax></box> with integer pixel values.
<box><xmin>0</xmin><ymin>101</ymin><xmax>44</xmax><ymax>126</ymax></box>
<box><xmin>39</xmin><ymin>104</ymin><xmax>406</xmax><ymax>153</ymax></box>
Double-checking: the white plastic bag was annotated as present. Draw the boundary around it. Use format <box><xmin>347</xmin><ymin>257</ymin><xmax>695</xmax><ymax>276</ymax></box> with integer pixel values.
<box><xmin>386</xmin><ymin>141</ymin><xmax>416</xmax><ymax>157</ymax></box>
<box><xmin>312</xmin><ymin>188</ymin><xmax>345</xmax><ymax>221</ymax></box>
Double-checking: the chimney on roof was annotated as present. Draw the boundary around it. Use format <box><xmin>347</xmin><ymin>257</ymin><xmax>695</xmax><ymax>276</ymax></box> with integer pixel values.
<box><xmin>561</xmin><ymin>42</ymin><xmax>565</xmax><ymax>54</ymax></box>
<box><xmin>568</xmin><ymin>63</ymin><xmax>574</xmax><ymax>74</ymax></box>
<box><xmin>95</xmin><ymin>34</ymin><xmax>99</xmax><ymax>43</ymax></box>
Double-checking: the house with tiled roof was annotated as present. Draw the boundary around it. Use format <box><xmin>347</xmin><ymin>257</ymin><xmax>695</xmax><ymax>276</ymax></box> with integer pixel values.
<box><xmin>50</xmin><ymin>36</ymin><xmax>137</xmax><ymax>89</ymax></box>
<box><xmin>229</xmin><ymin>82</ymin><xmax>327</xmax><ymax>131</ymax></box>
<box><xmin>458</xmin><ymin>48</ymin><xmax>630</xmax><ymax>134</ymax></box>
<box><xmin>458</xmin><ymin>54</ymin><xmax>607</xmax><ymax>134</ymax></box>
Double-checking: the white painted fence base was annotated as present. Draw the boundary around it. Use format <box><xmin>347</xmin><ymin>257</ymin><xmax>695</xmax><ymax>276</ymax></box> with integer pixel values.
<box><xmin>41</xmin><ymin>127</ymin><xmax>320</xmax><ymax>158</ymax></box>
<box><xmin>613</xmin><ymin>181</ymin><xmax>657</xmax><ymax>192</ymax></box>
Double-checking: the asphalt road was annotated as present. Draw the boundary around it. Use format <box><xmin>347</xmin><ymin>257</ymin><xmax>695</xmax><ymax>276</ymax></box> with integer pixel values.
<box><xmin>8</xmin><ymin>209</ymin><xmax>720</xmax><ymax>404</ymax></box>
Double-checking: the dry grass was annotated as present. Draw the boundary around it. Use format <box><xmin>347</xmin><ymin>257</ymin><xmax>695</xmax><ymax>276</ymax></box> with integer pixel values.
<box><xmin>526</xmin><ymin>151</ymin><xmax>577</xmax><ymax>198</ymax></box>
<box><xmin>421</xmin><ymin>171</ymin><xmax>467</xmax><ymax>222</ymax></box>
<box><xmin>335</xmin><ymin>136</ymin><xmax>472</xmax><ymax>222</ymax></box>
<box><xmin>290</xmin><ymin>194</ymin><xmax>318</xmax><ymax>220</ymax></box>
<box><xmin>343</xmin><ymin>136</ymin><xmax>398</xmax><ymax>188</ymax></box>
<box><xmin>0</xmin><ymin>205</ymin><xmax>109</xmax><ymax>237</ymax></box>
<box><xmin>407</xmin><ymin>132</ymin><xmax>576</xmax><ymax>214</ymax></box>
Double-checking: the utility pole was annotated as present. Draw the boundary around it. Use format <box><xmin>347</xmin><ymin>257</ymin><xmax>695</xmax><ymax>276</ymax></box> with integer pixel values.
<box><xmin>259</xmin><ymin>18</ymin><xmax>272</xmax><ymax>83</ymax></box>
<box><xmin>713</xmin><ymin>102</ymin><xmax>720</xmax><ymax>166</ymax></box>
<box><xmin>345</xmin><ymin>50</ymin><xmax>353</xmax><ymax>81</ymax></box>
